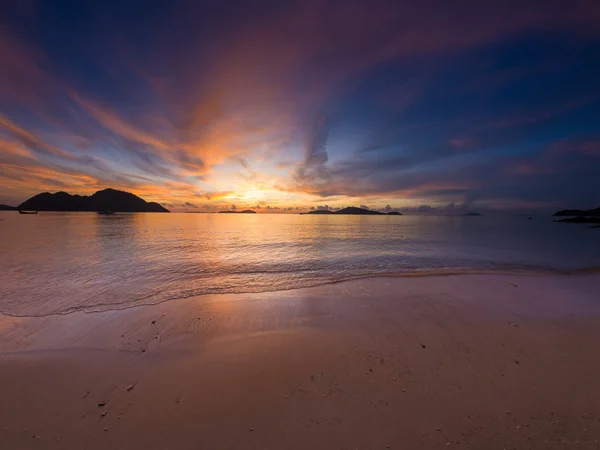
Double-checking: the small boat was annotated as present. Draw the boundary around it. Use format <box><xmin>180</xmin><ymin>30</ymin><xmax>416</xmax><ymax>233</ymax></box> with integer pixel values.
<box><xmin>97</xmin><ymin>209</ymin><xmax>115</xmax><ymax>215</ymax></box>
<box><xmin>18</xmin><ymin>210</ymin><xmax>38</xmax><ymax>215</ymax></box>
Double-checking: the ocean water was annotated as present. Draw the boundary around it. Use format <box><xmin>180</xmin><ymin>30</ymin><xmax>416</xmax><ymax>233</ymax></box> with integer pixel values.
<box><xmin>1</xmin><ymin>212</ymin><xmax>598</xmax><ymax>316</ymax></box>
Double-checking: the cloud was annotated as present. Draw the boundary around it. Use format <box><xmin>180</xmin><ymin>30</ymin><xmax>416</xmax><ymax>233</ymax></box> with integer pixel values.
<box><xmin>359</xmin><ymin>204</ymin><xmax>369</xmax><ymax>210</ymax></box>
<box><xmin>449</xmin><ymin>138</ymin><xmax>478</xmax><ymax>149</ymax></box>
<box><xmin>2</xmin><ymin>1</ymin><xmax>600</xmax><ymax>209</ymax></box>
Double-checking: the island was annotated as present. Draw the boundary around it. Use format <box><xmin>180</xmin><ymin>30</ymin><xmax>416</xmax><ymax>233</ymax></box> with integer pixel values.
<box><xmin>553</xmin><ymin>207</ymin><xmax>600</xmax><ymax>217</ymax></box>
<box><xmin>555</xmin><ymin>217</ymin><xmax>600</xmax><ymax>224</ymax></box>
<box><xmin>219</xmin><ymin>210</ymin><xmax>257</xmax><ymax>214</ymax></box>
<box><xmin>304</xmin><ymin>207</ymin><xmax>402</xmax><ymax>215</ymax></box>
<box><xmin>16</xmin><ymin>188</ymin><xmax>169</xmax><ymax>212</ymax></box>
<box><xmin>0</xmin><ymin>204</ymin><xmax>17</xmax><ymax>211</ymax></box>
<box><xmin>303</xmin><ymin>209</ymin><xmax>336</xmax><ymax>215</ymax></box>
<box><xmin>463</xmin><ymin>212</ymin><xmax>483</xmax><ymax>216</ymax></box>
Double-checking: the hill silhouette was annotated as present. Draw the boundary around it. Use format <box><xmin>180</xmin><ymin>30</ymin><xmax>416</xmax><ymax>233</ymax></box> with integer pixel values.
<box><xmin>305</xmin><ymin>209</ymin><xmax>335</xmax><ymax>214</ymax></box>
<box><xmin>463</xmin><ymin>212</ymin><xmax>483</xmax><ymax>216</ymax></box>
<box><xmin>336</xmin><ymin>207</ymin><xmax>385</xmax><ymax>215</ymax></box>
<box><xmin>0</xmin><ymin>204</ymin><xmax>17</xmax><ymax>211</ymax></box>
<box><xmin>218</xmin><ymin>210</ymin><xmax>257</xmax><ymax>214</ymax></box>
<box><xmin>305</xmin><ymin>207</ymin><xmax>402</xmax><ymax>215</ymax></box>
<box><xmin>553</xmin><ymin>207</ymin><xmax>600</xmax><ymax>217</ymax></box>
<box><xmin>17</xmin><ymin>188</ymin><xmax>169</xmax><ymax>212</ymax></box>
<box><xmin>556</xmin><ymin>217</ymin><xmax>600</xmax><ymax>224</ymax></box>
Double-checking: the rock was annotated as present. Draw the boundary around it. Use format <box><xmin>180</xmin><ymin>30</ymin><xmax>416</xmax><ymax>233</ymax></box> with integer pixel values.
<box><xmin>249</xmin><ymin>427</ymin><xmax>254</xmax><ymax>432</ymax></box>
<box><xmin>98</xmin><ymin>402</ymin><xmax>107</xmax><ymax>407</ymax></box>
<box><xmin>127</xmin><ymin>384</ymin><xmax>135</xmax><ymax>391</ymax></box>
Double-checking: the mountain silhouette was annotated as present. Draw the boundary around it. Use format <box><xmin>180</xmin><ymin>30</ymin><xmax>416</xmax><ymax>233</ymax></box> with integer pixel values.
<box><xmin>0</xmin><ymin>204</ymin><xmax>17</xmax><ymax>211</ymax></box>
<box><xmin>335</xmin><ymin>207</ymin><xmax>385</xmax><ymax>215</ymax></box>
<box><xmin>305</xmin><ymin>209</ymin><xmax>335</xmax><ymax>214</ymax></box>
<box><xmin>17</xmin><ymin>188</ymin><xmax>169</xmax><ymax>212</ymax></box>
<box><xmin>219</xmin><ymin>210</ymin><xmax>257</xmax><ymax>214</ymax></box>
<box><xmin>305</xmin><ymin>207</ymin><xmax>402</xmax><ymax>215</ymax></box>
<box><xmin>553</xmin><ymin>207</ymin><xmax>600</xmax><ymax>217</ymax></box>
<box><xmin>555</xmin><ymin>217</ymin><xmax>600</xmax><ymax>224</ymax></box>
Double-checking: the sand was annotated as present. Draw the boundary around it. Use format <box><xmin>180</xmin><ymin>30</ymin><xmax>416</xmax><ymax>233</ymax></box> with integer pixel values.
<box><xmin>1</xmin><ymin>273</ymin><xmax>600</xmax><ymax>449</ymax></box>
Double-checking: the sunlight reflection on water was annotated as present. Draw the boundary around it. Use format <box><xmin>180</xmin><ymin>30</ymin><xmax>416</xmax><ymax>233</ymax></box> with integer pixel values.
<box><xmin>1</xmin><ymin>212</ymin><xmax>598</xmax><ymax>316</ymax></box>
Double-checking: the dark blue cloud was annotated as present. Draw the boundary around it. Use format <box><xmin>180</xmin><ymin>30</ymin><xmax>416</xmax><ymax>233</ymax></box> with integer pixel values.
<box><xmin>1</xmin><ymin>0</ymin><xmax>600</xmax><ymax>209</ymax></box>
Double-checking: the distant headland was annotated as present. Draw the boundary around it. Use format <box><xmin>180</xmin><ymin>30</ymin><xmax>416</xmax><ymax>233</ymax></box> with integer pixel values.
<box><xmin>553</xmin><ymin>207</ymin><xmax>600</xmax><ymax>217</ymax></box>
<box><xmin>553</xmin><ymin>206</ymin><xmax>600</xmax><ymax>226</ymax></box>
<box><xmin>14</xmin><ymin>188</ymin><xmax>169</xmax><ymax>212</ymax></box>
<box><xmin>555</xmin><ymin>217</ymin><xmax>600</xmax><ymax>224</ymax></box>
<box><xmin>0</xmin><ymin>204</ymin><xmax>17</xmax><ymax>211</ymax></box>
<box><xmin>303</xmin><ymin>207</ymin><xmax>402</xmax><ymax>216</ymax></box>
<box><xmin>219</xmin><ymin>210</ymin><xmax>257</xmax><ymax>214</ymax></box>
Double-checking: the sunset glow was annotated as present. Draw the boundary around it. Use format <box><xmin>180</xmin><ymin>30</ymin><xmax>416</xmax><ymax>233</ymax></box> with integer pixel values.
<box><xmin>1</xmin><ymin>1</ymin><xmax>600</xmax><ymax>212</ymax></box>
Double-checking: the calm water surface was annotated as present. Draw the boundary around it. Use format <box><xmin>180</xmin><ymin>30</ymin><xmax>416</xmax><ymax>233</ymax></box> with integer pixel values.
<box><xmin>1</xmin><ymin>212</ymin><xmax>598</xmax><ymax>316</ymax></box>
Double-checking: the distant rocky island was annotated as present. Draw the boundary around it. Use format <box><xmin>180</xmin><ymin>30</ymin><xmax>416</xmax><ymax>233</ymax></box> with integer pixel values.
<box><xmin>553</xmin><ymin>206</ymin><xmax>600</xmax><ymax>226</ymax></box>
<box><xmin>0</xmin><ymin>204</ymin><xmax>17</xmax><ymax>211</ymax></box>
<box><xmin>553</xmin><ymin>207</ymin><xmax>600</xmax><ymax>217</ymax></box>
<box><xmin>304</xmin><ymin>207</ymin><xmax>401</xmax><ymax>215</ymax></box>
<box><xmin>219</xmin><ymin>210</ymin><xmax>257</xmax><ymax>214</ymax></box>
<box><xmin>15</xmin><ymin>188</ymin><xmax>169</xmax><ymax>212</ymax></box>
<box><xmin>463</xmin><ymin>212</ymin><xmax>483</xmax><ymax>216</ymax></box>
<box><xmin>556</xmin><ymin>217</ymin><xmax>600</xmax><ymax>224</ymax></box>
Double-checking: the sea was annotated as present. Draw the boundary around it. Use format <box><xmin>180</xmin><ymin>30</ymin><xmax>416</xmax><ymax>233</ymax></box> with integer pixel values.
<box><xmin>1</xmin><ymin>212</ymin><xmax>598</xmax><ymax>316</ymax></box>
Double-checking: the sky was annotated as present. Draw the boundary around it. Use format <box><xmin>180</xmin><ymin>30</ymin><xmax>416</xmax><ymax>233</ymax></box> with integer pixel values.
<box><xmin>1</xmin><ymin>0</ymin><xmax>600</xmax><ymax>213</ymax></box>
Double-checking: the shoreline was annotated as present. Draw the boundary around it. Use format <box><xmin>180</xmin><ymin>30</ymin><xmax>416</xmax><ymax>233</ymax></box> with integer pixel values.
<box><xmin>2</xmin><ymin>267</ymin><xmax>600</xmax><ymax>319</ymax></box>
<box><xmin>2</xmin><ymin>273</ymin><xmax>600</xmax><ymax>449</ymax></box>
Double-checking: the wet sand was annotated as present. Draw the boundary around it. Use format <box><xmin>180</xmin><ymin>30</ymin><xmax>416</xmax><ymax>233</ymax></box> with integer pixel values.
<box><xmin>1</xmin><ymin>274</ymin><xmax>600</xmax><ymax>449</ymax></box>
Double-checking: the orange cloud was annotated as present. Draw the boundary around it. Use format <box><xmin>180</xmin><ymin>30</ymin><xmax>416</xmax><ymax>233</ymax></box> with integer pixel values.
<box><xmin>2</xmin><ymin>1</ymin><xmax>600</xmax><ymax>209</ymax></box>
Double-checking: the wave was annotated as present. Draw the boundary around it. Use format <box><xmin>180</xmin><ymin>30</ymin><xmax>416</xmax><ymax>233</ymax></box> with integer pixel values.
<box><xmin>3</xmin><ymin>264</ymin><xmax>599</xmax><ymax>319</ymax></box>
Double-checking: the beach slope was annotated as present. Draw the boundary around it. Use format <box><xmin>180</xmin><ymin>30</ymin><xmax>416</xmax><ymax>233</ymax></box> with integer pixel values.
<box><xmin>1</xmin><ymin>274</ymin><xmax>600</xmax><ymax>449</ymax></box>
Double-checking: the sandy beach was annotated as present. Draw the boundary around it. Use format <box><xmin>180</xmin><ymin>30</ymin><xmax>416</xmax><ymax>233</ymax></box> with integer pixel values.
<box><xmin>2</xmin><ymin>273</ymin><xmax>600</xmax><ymax>449</ymax></box>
